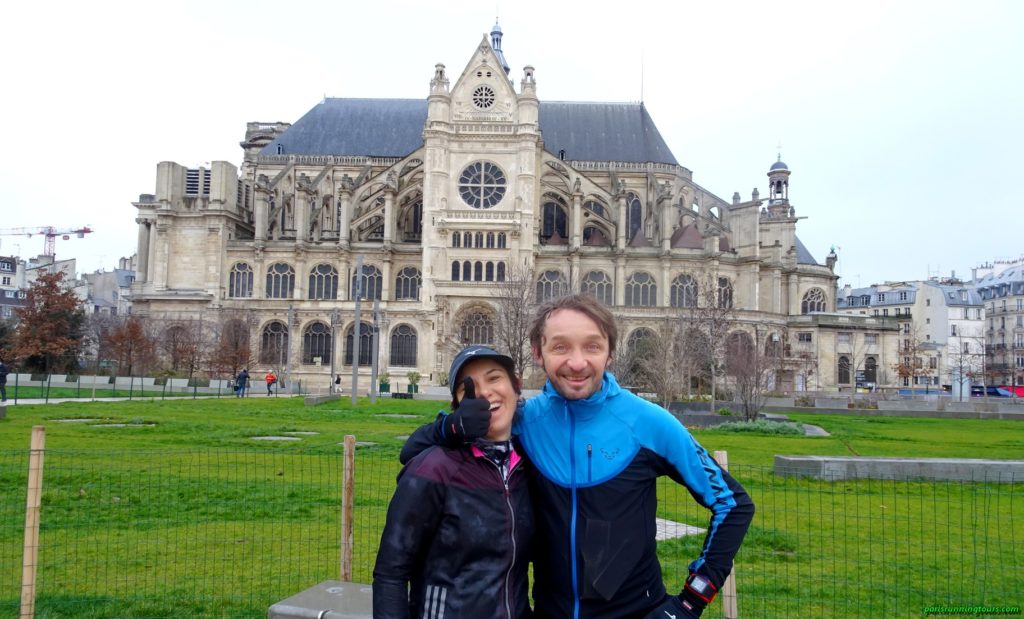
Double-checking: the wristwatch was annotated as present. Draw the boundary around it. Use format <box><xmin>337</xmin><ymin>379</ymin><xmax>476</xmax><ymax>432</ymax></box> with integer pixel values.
<box><xmin>684</xmin><ymin>572</ymin><xmax>718</xmax><ymax>604</ymax></box>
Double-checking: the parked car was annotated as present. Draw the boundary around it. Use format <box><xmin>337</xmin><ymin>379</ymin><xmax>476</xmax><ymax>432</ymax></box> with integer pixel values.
<box><xmin>970</xmin><ymin>386</ymin><xmax>1013</xmax><ymax>397</ymax></box>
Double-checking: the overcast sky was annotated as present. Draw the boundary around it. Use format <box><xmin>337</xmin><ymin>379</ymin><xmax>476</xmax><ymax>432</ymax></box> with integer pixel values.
<box><xmin>2</xmin><ymin>0</ymin><xmax>1021</xmax><ymax>288</ymax></box>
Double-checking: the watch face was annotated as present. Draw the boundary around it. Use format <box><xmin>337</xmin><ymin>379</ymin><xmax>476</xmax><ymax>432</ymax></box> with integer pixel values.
<box><xmin>690</xmin><ymin>575</ymin><xmax>711</xmax><ymax>594</ymax></box>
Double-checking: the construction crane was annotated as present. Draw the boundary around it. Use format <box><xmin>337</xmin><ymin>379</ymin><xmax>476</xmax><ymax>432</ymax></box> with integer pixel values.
<box><xmin>0</xmin><ymin>225</ymin><xmax>94</xmax><ymax>258</ymax></box>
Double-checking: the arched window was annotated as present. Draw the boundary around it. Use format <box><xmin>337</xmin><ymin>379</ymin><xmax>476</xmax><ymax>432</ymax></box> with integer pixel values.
<box><xmin>497</xmin><ymin>233</ymin><xmax>507</xmax><ymax>249</ymax></box>
<box><xmin>390</xmin><ymin>324</ymin><xmax>418</xmax><ymax>367</ymax></box>
<box><xmin>536</xmin><ymin>270</ymin><xmax>568</xmax><ymax>303</ymax></box>
<box><xmin>626</xmin><ymin>271</ymin><xmax>657</xmax><ymax>307</ymax></box>
<box><xmin>451</xmin><ymin>261</ymin><xmax>460</xmax><ymax>281</ymax></box>
<box><xmin>260</xmin><ymin>321</ymin><xmax>289</xmax><ymax>366</ymax></box>
<box><xmin>864</xmin><ymin>356</ymin><xmax>877</xmax><ymax>384</ymax></box>
<box><xmin>802</xmin><ymin>288</ymin><xmax>826</xmax><ymax>314</ymax></box>
<box><xmin>838</xmin><ymin>355</ymin><xmax>851</xmax><ymax>384</ymax></box>
<box><xmin>463</xmin><ymin>261</ymin><xmax>471</xmax><ymax>280</ymax></box>
<box><xmin>308</xmin><ymin>264</ymin><xmax>338</xmax><ymax>300</ymax></box>
<box><xmin>474</xmin><ymin>261</ymin><xmax>483</xmax><ymax>281</ymax></box>
<box><xmin>583</xmin><ymin>200</ymin><xmax>605</xmax><ymax>218</ymax></box>
<box><xmin>718</xmin><ymin>277</ymin><xmax>734</xmax><ymax>309</ymax></box>
<box><xmin>626</xmin><ymin>192</ymin><xmax>642</xmax><ymax>240</ymax></box>
<box><xmin>670</xmin><ymin>274</ymin><xmax>697</xmax><ymax>308</ymax></box>
<box><xmin>403</xmin><ymin>199</ymin><xmax>422</xmax><ymax>242</ymax></box>
<box><xmin>541</xmin><ymin>195</ymin><xmax>568</xmax><ymax>240</ymax></box>
<box><xmin>461</xmin><ymin>311</ymin><xmax>494</xmax><ymax>346</ymax></box>
<box><xmin>486</xmin><ymin>232</ymin><xmax>495</xmax><ymax>248</ymax></box>
<box><xmin>582</xmin><ymin>271</ymin><xmax>613</xmax><ymax>305</ymax></box>
<box><xmin>395</xmin><ymin>267</ymin><xmax>422</xmax><ymax>300</ymax></box>
<box><xmin>475</xmin><ymin>232</ymin><xmax>484</xmax><ymax>248</ymax></box>
<box><xmin>351</xmin><ymin>264</ymin><xmax>383</xmax><ymax>300</ymax></box>
<box><xmin>452</xmin><ymin>232</ymin><xmax>461</xmax><ymax>248</ymax></box>
<box><xmin>726</xmin><ymin>332</ymin><xmax>755</xmax><ymax>375</ymax></box>
<box><xmin>265</xmin><ymin>263</ymin><xmax>295</xmax><ymax>299</ymax></box>
<box><xmin>302</xmin><ymin>322</ymin><xmax>332</xmax><ymax>364</ymax></box>
<box><xmin>624</xmin><ymin>328</ymin><xmax>658</xmax><ymax>389</ymax></box>
<box><xmin>627</xmin><ymin>328</ymin><xmax>657</xmax><ymax>356</ymax></box>
<box><xmin>228</xmin><ymin>263</ymin><xmax>253</xmax><ymax>298</ymax></box>
<box><xmin>496</xmin><ymin>262</ymin><xmax>506</xmax><ymax>282</ymax></box>
<box><xmin>485</xmin><ymin>262</ymin><xmax>495</xmax><ymax>281</ymax></box>
<box><xmin>344</xmin><ymin>322</ymin><xmax>373</xmax><ymax>365</ymax></box>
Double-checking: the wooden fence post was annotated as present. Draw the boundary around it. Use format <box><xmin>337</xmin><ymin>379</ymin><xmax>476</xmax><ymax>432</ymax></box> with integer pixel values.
<box><xmin>713</xmin><ymin>450</ymin><xmax>738</xmax><ymax>619</ymax></box>
<box><xmin>340</xmin><ymin>435</ymin><xmax>356</xmax><ymax>582</ymax></box>
<box><xmin>21</xmin><ymin>426</ymin><xmax>46</xmax><ymax>619</ymax></box>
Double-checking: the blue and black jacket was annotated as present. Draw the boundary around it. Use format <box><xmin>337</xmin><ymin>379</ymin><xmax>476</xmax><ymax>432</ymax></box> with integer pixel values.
<box><xmin>402</xmin><ymin>372</ymin><xmax>754</xmax><ymax>619</ymax></box>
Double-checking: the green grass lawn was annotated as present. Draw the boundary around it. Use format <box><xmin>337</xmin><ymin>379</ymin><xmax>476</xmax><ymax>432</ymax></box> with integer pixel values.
<box><xmin>1</xmin><ymin>398</ymin><xmax>1021</xmax><ymax>617</ymax></box>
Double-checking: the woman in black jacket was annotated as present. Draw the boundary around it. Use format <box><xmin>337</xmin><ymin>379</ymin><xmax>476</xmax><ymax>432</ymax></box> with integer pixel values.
<box><xmin>373</xmin><ymin>346</ymin><xmax>533</xmax><ymax>619</ymax></box>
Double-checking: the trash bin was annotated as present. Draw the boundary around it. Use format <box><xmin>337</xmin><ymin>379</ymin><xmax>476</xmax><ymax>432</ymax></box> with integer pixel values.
<box><xmin>268</xmin><ymin>580</ymin><xmax>373</xmax><ymax>619</ymax></box>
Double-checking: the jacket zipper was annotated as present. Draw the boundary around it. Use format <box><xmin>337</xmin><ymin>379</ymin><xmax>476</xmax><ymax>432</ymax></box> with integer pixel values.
<box><xmin>568</xmin><ymin>401</ymin><xmax>580</xmax><ymax>619</ymax></box>
<box><xmin>482</xmin><ymin>453</ymin><xmax>520</xmax><ymax>619</ymax></box>
<box><xmin>587</xmin><ymin>443</ymin><xmax>593</xmax><ymax>483</ymax></box>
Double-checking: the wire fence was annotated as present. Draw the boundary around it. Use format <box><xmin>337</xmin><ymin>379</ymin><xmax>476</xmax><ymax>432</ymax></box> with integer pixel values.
<box><xmin>0</xmin><ymin>374</ymin><xmax>308</xmax><ymax>404</ymax></box>
<box><xmin>1</xmin><ymin>440</ymin><xmax>1021</xmax><ymax>618</ymax></box>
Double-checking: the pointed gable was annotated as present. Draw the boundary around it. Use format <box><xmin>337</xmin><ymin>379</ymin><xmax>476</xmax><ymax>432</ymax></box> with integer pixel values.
<box><xmin>670</xmin><ymin>224</ymin><xmax>703</xmax><ymax>249</ymax></box>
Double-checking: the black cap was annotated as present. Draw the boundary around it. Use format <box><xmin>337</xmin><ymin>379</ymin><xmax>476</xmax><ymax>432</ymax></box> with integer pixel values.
<box><xmin>448</xmin><ymin>345</ymin><xmax>516</xmax><ymax>395</ymax></box>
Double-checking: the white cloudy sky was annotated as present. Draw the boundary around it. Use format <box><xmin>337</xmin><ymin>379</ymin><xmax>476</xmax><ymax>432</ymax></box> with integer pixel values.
<box><xmin>2</xmin><ymin>0</ymin><xmax>1021</xmax><ymax>287</ymax></box>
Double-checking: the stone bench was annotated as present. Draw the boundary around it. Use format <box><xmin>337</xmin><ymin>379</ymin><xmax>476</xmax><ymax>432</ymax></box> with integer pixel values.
<box><xmin>269</xmin><ymin>580</ymin><xmax>372</xmax><ymax>618</ymax></box>
<box><xmin>775</xmin><ymin>455</ymin><xmax>1024</xmax><ymax>483</ymax></box>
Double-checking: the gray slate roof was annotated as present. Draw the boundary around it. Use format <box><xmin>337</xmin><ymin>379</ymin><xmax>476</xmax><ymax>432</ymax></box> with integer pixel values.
<box><xmin>260</xmin><ymin>98</ymin><xmax>678</xmax><ymax>165</ymax></box>
<box><xmin>795</xmin><ymin>237</ymin><xmax>819</xmax><ymax>265</ymax></box>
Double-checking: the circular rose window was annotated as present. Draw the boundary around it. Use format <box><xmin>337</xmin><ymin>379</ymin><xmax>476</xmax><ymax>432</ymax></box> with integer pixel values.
<box><xmin>472</xmin><ymin>85</ymin><xmax>496</xmax><ymax>110</ymax></box>
<box><xmin>459</xmin><ymin>162</ymin><xmax>506</xmax><ymax>209</ymax></box>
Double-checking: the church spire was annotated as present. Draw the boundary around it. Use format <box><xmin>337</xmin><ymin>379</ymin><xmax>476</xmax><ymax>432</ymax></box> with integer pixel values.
<box><xmin>490</xmin><ymin>19</ymin><xmax>511</xmax><ymax>75</ymax></box>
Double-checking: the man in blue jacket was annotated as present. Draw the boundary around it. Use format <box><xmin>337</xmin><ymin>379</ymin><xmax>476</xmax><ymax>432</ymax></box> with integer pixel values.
<box><xmin>403</xmin><ymin>294</ymin><xmax>754</xmax><ymax>618</ymax></box>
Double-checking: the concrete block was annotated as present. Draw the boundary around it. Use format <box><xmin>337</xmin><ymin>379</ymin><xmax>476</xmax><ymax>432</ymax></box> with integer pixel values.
<box><xmin>304</xmin><ymin>394</ymin><xmax>340</xmax><ymax>406</ymax></box>
<box><xmin>79</xmin><ymin>375</ymin><xmax>111</xmax><ymax>386</ymax></box>
<box><xmin>268</xmin><ymin>580</ymin><xmax>373</xmax><ymax>619</ymax></box>
<box><xmin>167</xmin><ymin>378</ymin><xmax>190</xmax><ymax>389</ymax></box>
<box><xmin>775</xmin><ymin>455</ymin><xmax>1024</xmax><ymax>483</ymax></box>
<box><xmin>209</xmin><ymin>379</ymin><xmax>231</xmax><ymax>389</ymax></box>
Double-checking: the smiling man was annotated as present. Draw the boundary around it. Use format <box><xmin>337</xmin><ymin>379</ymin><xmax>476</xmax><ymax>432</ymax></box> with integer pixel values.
<box><xmin>402</xmin><ymin>294</ymin><xmax>754</xmax><ymax>619</ymax></box>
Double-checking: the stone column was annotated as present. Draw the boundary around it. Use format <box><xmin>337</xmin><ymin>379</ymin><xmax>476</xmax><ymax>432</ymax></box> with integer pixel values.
<box><xmin>616</xmin><ymin>194</ymin><xmax>627</xmax><ymax>250</ymax></box>
<box><xmin>135</xmin><ymin>218</ymin><xmax>151</xmax><ymax>283</ymax></box>
<box><xmin>570</xmin><ymin>254</ymin><xmax>581</xmax><ymax>292</ymax></box>
<box><xmin>338</xmin><ymin>186</ymin><xmax>353</xmax><ymax>248</ymax></box>
<box><xmin>254</xmin><ymin>181</ymin><xmax>270</xmax><ymax>242</ymax></box>
<box><xmin>615</xmin><ymin>255</ymin><xmax>626</xmax><ymax>306</ymax></box>
<box><xmin>571</xmin><ymin>191</ymin><xmax>582</xmax><ymax>250</ymax></box>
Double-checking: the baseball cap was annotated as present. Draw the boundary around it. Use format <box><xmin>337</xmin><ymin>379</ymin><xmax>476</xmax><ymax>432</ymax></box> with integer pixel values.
<box><xmin>448</xmin><ymin>345</ymin><xmax>516</xmax><ymax>395</ymax></box>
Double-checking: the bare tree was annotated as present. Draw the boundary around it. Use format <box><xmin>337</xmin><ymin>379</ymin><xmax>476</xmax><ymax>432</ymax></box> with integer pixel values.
<box><xmin>104</xmin><ymin>316</ymin><xmax>158</xmax><ymax>376</ymax></box>
<box><xmin>206</xmin><ymin>312</ymin><xmax>254</xmax><ymax>379</ymax></box>
<box><xmin>160</xmin><ymin>318</ymin><xmax>208</xmax><ymax>380</ymax></box>
<box><xmin>490</xmin><ymin>263</ymin><xmax>540</xmax><ymax>379</ymax></box>
<box><xmin>947</xmin><ymin>333</ymin><xmax>985</xmax><ymax>401</ymax></box>
<box><xmin>84</xmin><ymin>313</ymin><xmax>118</xmax><ymax>375</ymax></box>
<box><xmin>676</xmin><ymin>274</ymin><xmax>736</xmax><ymax>412</ymax></box>
<box><xmin>726</xmin><ymin>327</ymin><xmax>787</xmax><ymax>421</ymax></box>
<box><xmin>892</xmin><ymin>326</ymin><xmax>938</xmax><ymax>393</ymax></box>
<box><xmin>633</xmin><ymin>321</ymin><xmax>687</xmax><ymax>408</ymax></box>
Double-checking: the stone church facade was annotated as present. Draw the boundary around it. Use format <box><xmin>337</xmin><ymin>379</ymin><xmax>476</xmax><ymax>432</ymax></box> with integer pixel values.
<box><xmin>130</xmin><ymin>25</ymin><xmax>857</xmax><ymax>393</ymax></box>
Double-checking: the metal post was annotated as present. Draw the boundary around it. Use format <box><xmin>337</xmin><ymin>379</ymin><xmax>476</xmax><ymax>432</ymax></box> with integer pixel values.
<box><xmin>370</xmin><ymin>299</ymin><xmax>380</xmax><ymax>404</ymax></box>
<box><xmin>330</xmin><ymin>308</ymin><xmax>340</xmax><ymax>395</ymax></box>
<box><xmin>350</xmin><ymin>256</ymin><xmax>363</xmax><ymax>405</ymax></box>
<box><xmin>285</xmin><ymin>304</ymin><xmax>294</xmax><ymax>395</ymax></box>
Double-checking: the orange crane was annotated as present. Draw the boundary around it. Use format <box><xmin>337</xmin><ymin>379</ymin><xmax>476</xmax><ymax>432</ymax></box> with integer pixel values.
<box><xmin>0</xmin><ymin>225</ymin><xmax>94</xmax><ymax>258</ymax></box>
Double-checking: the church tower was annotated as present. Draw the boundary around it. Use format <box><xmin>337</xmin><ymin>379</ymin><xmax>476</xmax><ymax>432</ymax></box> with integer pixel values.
<box><xmin>766</xmin><ymin>155</ymin><xmax>791</xmax><ymax>217</ymax></box>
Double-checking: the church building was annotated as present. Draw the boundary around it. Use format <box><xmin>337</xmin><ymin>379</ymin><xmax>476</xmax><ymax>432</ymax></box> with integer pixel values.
<box><xmin>130</xmin><ymin>23</ymin><xmax>855</xmax><ymax>393</ymax></box>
